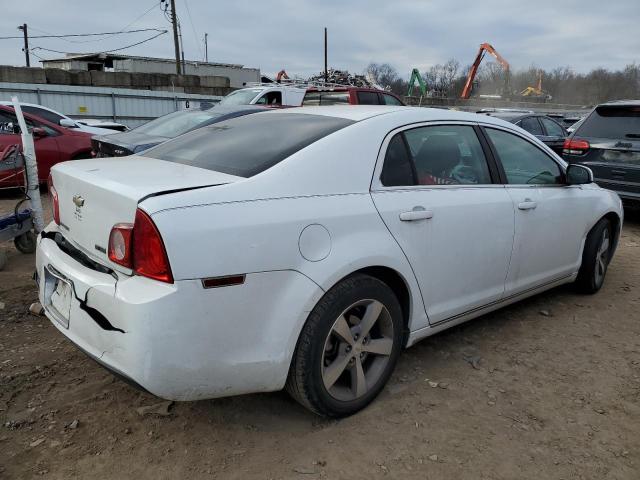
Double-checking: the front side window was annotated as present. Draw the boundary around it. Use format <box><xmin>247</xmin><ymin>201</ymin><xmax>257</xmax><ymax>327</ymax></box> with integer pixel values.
<box><xmin>518</xmin><ymin>117</ymin><xmax>543</xmax><ymax>136</ymax></box>
<box><xmin>380</xmin><ymin>125</ymin><xmax>492</xmax><ymax>186</ymax></box>
<box><xmin>485</xmin><ymin>128</ymin><xmax>563</xmax><ymax>185</ymax></box>
<box><xmin>540</xmin><ymin>117</ymin><xmax>566</xmax><ymax>137</ymax></box>
<box><xmin>357</xmin><ymin>91</ymin><xmax>380</xmax><ymax>105</ymax></box>
<box><xmin>255</xmin><ymin>91</ymin><xmax>282</xmax><ymax>106</ymax></box>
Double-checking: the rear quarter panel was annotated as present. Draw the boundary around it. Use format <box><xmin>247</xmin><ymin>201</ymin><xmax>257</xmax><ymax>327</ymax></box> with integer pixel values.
<box><xmin>149</xmin><ymin>193</ymin><xmax>428</xmax><ymax>331</ymax></box>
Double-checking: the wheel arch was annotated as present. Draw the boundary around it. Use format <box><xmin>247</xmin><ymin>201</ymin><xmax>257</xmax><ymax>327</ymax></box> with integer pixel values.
<box><xmin>601</xmin><ymin>211</ymin><xmax>622</xmax><ymax>261</ymax></box>
<box><xmin>325</xmin><ymin>265</ymin><xmax>414</xmax><ymax>346</ymax></box>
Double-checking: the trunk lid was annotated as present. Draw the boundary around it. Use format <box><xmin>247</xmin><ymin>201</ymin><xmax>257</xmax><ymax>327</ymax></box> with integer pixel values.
<box><xmin>51</xmin><ymin>156</ymin><xmax>240</xmax><ymax>268</ymax></box>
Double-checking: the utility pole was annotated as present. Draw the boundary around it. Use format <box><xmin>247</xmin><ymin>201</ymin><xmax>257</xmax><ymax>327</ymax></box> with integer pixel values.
<box><xmin>178</xmin><ymin>21</ymin><xmax>186</xmax><ymax>74</ymax></box>
<box><xmin>169</xmin><ymin>0</ymin><xmax>181</xmax><ymax>75</ymax></box>
<box><xmin>18</xmin><ymin>24</ymin><xmax>29</xmax><ymax>67</ymax></box>
<box><xmin>324</xmin><ymin>27</ymin><xmax>328</xmax><ymax>82</ymax></box>
<box><xmin>204</xmin><ymin>33</ymin><xmax>208</xmax><ymax>62</ymax></box>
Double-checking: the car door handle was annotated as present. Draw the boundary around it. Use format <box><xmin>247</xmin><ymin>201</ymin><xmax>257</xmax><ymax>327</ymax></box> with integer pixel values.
<box><xmin>399</xmin><ymin>207</ymin><xmax>433</xmax><ymax>221</ymax></box>
<box><xmin>518</xmin><ymin>200</ymin><xmax>537</xmax><ymax>211</ymax></box>
<box><xmin>611</xmin><ymin>169</ymin><xmax>626</xmax><ymax>177</ymax></box>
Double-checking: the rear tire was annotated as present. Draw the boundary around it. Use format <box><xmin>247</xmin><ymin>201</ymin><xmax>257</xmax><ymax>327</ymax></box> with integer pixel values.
<box><xmin>14</xmin><ymin>231</ymin><xmax>37</xmax><ymax>254</ymax></box>
<box><xmin>575</xmin><ymin>218</ymin><xmax>612</xmax><ymax>294</ymax></box>
<box><xmin>286</xmin><ymin>274</ymin><xmax>403</xmax><ymax>417</ymax></box>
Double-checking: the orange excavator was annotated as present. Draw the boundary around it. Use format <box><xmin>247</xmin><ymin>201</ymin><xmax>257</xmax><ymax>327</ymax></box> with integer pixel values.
<box><xmin>460</xmin><ymin>43</ymin><xmax>510</xmax><ymax>99</ymax></box>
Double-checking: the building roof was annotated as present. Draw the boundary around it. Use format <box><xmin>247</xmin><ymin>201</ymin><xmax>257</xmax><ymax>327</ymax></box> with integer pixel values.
<box><xmin>40</xmin><ymin>53</ymin><xmax>251</xmax><ymax>70</ymax></box>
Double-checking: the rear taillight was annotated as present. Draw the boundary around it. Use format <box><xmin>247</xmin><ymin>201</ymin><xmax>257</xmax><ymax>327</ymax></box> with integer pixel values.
<box><xmin>563</xmin><ymin>139</ymin><xmax>590</xmax><ymax>155</ymax></box>
<box><xmin>47</xmin><ymin>173</ymin><xmax>60</xmax><ymax>225</ymax></box>
<box><xmin>107</xmin><ymin>208</ymin><xmax>173</xmax><ymax>283</ymax></box>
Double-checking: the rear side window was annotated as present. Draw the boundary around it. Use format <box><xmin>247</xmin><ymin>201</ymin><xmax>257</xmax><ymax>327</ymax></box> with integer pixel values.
<box><xmin>357</xmin><ymin>91</ymin><xmax>380</xmax><ymax>105</ymax></box>
<box><xmin>576</xmin><ymin>105</ymin><xmax>640</xmax><ymax>139</ymax></box>
<box><xmin>381</xmin><ymin>125</ymin><xmax>492</xmax><ymax>186</ymax></box>
<box><xmin>382</xmin><ymin>94</ymin><xmax>403</xmax><ymax>106</ymax></box>
<box><xmin>518</xmin><ymin>117</ymin><xmax>543</xmax><ymax>136</ymax></box>
<box><xmin>486</xmin><ymin>128</ymin><xmax>563</xmax><ymax>185</ymax></box>
<box><xmin>143</xmin><ymin>113</ymin><xmax>354</xmax><ymax>178</ymax></box>
<box><xmin>21</xmin><ymin>106</ymin><xmax>64</xmax><ymax>125</ymax></box>
<box><xmin>540</xmin><ymin>117</ymin><xmax>566</xmax><ymax>137</ymax></box>
<box><xmin>303</xmin><ymin>91</ymin><xmax>350</xmax><ymax>106</ymax></box>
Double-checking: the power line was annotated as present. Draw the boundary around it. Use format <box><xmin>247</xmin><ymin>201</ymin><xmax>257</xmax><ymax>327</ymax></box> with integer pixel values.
<box><xmin>120</xmin><ymin>1</ymin><xmax>162</xmax><ymax>32</ymax></box>
<box><xmin>0</xmin><ymin>28</ymin><xmax>165</xmax><ymax>41</ymax></box>
<box><xmin>31</xmin><ymin>30</ymin><xmax>168</xmax><ymax>56</ymax></box>
<box><xmin>183</xmin><ymin>0</ymin><xmax>203</xmax><ymax>60</ymax></box>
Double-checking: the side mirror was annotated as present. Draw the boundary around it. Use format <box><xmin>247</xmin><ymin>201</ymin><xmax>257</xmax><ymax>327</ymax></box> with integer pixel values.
<box><xmin>59</xmin><ymin>118</ymin><xmax>77</xmax><ymax>128</ymax></box>
<box><xmin>566</xmin><ymin>164</ymin><xmax>593</xmax><ymax>185</ymax></box>
<box><xmin>32</xmin><ymin>127</ymin><xmax>48</xmax><ymax>139</ymax></box>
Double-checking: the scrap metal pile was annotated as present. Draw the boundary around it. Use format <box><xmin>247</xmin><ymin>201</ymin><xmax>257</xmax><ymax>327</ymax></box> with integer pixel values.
<box><xmin>307</xmin><ymin>69</ymin><xmax>381</xmax><ymax>88</ymax></box>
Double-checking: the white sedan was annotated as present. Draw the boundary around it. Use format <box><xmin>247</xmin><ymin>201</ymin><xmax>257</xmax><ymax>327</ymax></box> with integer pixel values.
<box><xmin>37</xmin><ymin>106</ymin><xmax>622</xmax><ymax>417</ymax></box>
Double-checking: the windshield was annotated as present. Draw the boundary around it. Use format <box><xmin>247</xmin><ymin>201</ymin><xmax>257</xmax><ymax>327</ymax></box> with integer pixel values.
<box><xmin>143</xmin><ymin>113</ymin><xmax>354</xmax><ymax>177</ymax></box>
<box><xmin>134</xmin><ymin>110</ymin><xmax>222</xmax><ymax>138</ymax></box>
<box><xmin>575</xmin><ymin>105</ymin><xmax>640</xmax><ymax>139</ymax></box>
<box><xmin>219</xmin><ymin>89</ymin><xmax>263</xmax><ymax>106</ymax></box>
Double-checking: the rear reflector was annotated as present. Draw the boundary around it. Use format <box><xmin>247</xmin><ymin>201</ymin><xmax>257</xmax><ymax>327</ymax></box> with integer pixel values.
<box><xmin>47</xmin><ymin>173</ymin><xmax>60</xmax><ymax>225</ymax></box>
<box><xmin>202</xmin><ymin>275</ymin><xmax>246</xmax><ymax>289</ymax></box>
<box><xmin>108</xmin><ymin>223</ymin><xmax>134</xmax><ymax>268</ymax></box>
<box><xmin>563</xmin><ymin>138</ymin><xmax>590</xmax><ymax>155</ymax></box>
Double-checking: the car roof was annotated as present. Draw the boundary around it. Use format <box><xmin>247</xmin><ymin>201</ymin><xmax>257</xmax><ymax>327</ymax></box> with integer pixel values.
<box><xmin>0</xmin><ymin>101</ymin><xmax>61</xmax><ymax>113</ymax></box>
<box><xmin>598</xmin><ymin>99</ymin><xmax>640</xmax><ymax>107</ymax></box>
<box><xmin>259</xmin><ymin>106</ymin><xmax>526</xmax><ymax>131</ymax></box>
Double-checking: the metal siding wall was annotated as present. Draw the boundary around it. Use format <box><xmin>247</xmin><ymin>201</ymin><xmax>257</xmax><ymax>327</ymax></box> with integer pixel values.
<box><xmin>0</xmin><ymin>82</ymin><xmax>222</xmax><ymax>129</ymax></box>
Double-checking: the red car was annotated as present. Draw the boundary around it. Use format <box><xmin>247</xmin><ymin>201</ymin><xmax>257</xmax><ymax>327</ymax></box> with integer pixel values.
<box><xmin>302</xmin><ymin>86</ymin><xmax>405</xmax><ymax>106</ymax></box>
<box><xmin>0</xmin><ymin>105</ymin><xmax>93</xmax><ymax>187</ymax></box>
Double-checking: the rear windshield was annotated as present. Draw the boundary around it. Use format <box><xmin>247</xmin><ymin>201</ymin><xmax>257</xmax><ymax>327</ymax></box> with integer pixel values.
<box><xmin>135</xmin><ymin>110</ymin><xmax>222</xmax><ymax>138</ymax></box>
<box><xmin>575</xmin><ymin>105</ymin><xmax>640</xmax><ymax>139</ymax></box>
<box><xmin>142</xmin><ymin>113</ymin><xmax>354</xmax><ymax>177</ymax></box>
<box><xmin>303</xmin><ymin>91</ymin><xmax>350</xmax><ymax>106</ymax></box>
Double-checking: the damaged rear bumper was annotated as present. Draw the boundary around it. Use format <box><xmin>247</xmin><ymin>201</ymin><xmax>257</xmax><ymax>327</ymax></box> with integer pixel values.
<box><xmin>35</xmin><ymin>227</ymin><xmax>324</xmax><ymax>401</ymax></box>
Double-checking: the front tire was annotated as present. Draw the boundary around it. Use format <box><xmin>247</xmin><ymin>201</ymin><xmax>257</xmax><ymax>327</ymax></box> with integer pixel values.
<box><xmin>575</xmin><ymin>218</ymin><xmax>612</xmax><ymax>294</ymax></box>
<box><xmin>286</xmin><ymin>274</ymin><xmax>403</xmax><ymax>417</ymax></box>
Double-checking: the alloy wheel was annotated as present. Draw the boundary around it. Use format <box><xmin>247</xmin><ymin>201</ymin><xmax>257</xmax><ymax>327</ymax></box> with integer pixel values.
<box><xmin>594</xmin><ymin>228</ymin><xmax>610</xmax><ymax>286</ymax></box>
<box><xmin>321</xmin><ymin>299</ymin><xmax>394</xmax><ymax>401</ymax></box>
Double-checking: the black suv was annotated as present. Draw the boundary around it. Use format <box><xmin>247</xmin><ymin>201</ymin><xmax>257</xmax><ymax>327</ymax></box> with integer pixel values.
<box><xmin>481</xmin><ymin>111</ymin><xmax>567</xmax><ymax>154</ymax></box>
<box><xmin>563</xmin><ymin>100</ymin><xmax>640</xmax><ymax>206</ymax></box>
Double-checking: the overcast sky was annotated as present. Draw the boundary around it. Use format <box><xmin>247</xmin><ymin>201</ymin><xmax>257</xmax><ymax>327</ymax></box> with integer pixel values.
<box><xmin>2</xmin><ymin>0</ymin><xmax>639</xmax><ymax>77</ymax></box>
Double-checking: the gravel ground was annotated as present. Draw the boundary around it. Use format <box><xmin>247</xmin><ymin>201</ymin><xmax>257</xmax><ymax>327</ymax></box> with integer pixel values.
<box><xmin>1</xmin><ymin>191</ymin><xmax>639</xmax><ymax>480</ymax></box>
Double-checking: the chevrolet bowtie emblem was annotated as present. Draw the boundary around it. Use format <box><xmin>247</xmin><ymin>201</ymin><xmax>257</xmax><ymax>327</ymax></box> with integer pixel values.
<box><xmin>72</xmin><ymin>195</ymin><xmax>85</xmax><ymax>208</ymax></box>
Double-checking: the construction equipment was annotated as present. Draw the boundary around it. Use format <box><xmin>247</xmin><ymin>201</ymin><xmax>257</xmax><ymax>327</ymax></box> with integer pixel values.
<box><xmin>275</xmin><ymin>70</ymin><xmax>290</xmax><ymax>83</ymax></box>
<box><xmin>520</xmin><ymin>71</ymin><xmax>551</xmax><ymax>100</ymax></box>
<box><xmin>407</xmin><ymin>68</ymin><xmax>428</xmax><ymax>97</ymax></box>
<box><xmin>461</xmin><ymin>43</ymin><xmax>510</xmax><ymax>99</ymax></box>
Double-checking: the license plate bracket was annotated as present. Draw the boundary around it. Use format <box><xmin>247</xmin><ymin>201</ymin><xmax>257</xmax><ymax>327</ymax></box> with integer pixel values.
<box><xmin>43</xmin><ymin>265</ymin><xmax>73</xmax><ymax>329</ymax></box>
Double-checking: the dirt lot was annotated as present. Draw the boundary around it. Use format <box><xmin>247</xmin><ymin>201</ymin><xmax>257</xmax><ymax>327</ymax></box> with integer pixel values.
<box><xmin>1</xmin><ymin>191</ymin><xmax>639</xmax><ymax>480</ymax></box>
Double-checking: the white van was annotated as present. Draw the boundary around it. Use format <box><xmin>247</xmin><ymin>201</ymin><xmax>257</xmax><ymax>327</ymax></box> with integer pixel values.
<box><xmin>218</xmin><ymin>84</ymin><xmax>307</xmax><ymax>108</ymax></box>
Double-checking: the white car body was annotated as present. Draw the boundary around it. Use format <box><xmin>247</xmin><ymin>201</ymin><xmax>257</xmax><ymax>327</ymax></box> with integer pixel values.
<box><xmin>0</xmin><ymin>101</ymin><xmax>116</xmax><ymax>136</ymax></box>
<box><xmin>36</xmin><ymin>106</ymin><xmax>623</xmax><ymax>403</ymax></box>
